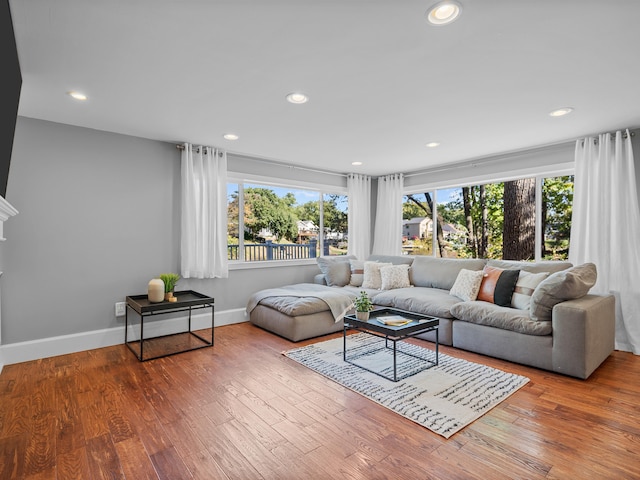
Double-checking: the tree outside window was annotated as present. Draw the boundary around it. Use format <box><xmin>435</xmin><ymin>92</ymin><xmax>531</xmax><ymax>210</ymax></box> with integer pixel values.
<box><xmin>403</xmin><ymin>175</ymin><xmax>573</xmax><ymax>261</ymax></box>
<box><xmin>227</xmin><ymin>182</ymin><xmax>348</xmax><ymax>261</ymax></box>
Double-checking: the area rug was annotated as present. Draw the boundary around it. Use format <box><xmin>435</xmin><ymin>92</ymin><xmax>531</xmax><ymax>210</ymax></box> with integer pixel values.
<box><xmin>283</xmin><ymin>333</ymin><xmax>529</xmax><ymax>438</ymax></box>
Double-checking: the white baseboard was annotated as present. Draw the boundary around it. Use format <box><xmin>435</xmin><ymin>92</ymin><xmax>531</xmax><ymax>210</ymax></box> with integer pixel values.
<box><xmin>0</xmin><ymin>307</ymin><xmax>248</xmax><ymax>367</ymax></box>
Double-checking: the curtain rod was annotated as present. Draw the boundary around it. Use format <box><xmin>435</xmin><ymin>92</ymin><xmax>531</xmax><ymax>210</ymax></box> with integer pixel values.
<box><xmin>176</xmin><ymin>144</ymin><xmax>224</xmax><ymax>157</ymax></box>
<box><xmin>580</xmin><ymin>130</ymin><xmax>636</xmax><ymax>147</ymax></box>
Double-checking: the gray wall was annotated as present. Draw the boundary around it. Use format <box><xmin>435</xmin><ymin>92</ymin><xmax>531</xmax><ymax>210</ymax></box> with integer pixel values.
<box><xmin>2</xmin><ymin>117</ymin><xmax>320</xmax><ymax>345</ymax></box>
<box><xmin>4</xmin><ymin>117</ymin><xmax>639</xmax><ymax>346</ymax></box>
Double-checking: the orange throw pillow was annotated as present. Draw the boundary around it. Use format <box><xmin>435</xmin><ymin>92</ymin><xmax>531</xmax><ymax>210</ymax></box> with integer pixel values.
<box><xmin>477</xmin><ymin>266</ymin><xmax>520</xmax><ymax>307</ymax></box>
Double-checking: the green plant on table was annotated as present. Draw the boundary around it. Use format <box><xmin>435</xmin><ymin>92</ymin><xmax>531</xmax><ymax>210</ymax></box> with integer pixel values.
<box><xmin>159</xmin><ymin>273</ymin><xmax>181</xmax><ymax>293</ymax></box>
<box><xmin>353</xmin><ymin>290</ymin><xmax>373</xmax><ymax>313</ymax></box>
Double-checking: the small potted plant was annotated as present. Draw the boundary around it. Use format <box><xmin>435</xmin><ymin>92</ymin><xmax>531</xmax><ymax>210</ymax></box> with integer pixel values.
<box><xmin>159</xmin><ymin>273</ymin><xmax>180</xmax><ymax>301</ymax></box>
<box><xmin>353</xmin><ymin>290</ymin><xmax>373</xmax><ymax>321</ymax></box>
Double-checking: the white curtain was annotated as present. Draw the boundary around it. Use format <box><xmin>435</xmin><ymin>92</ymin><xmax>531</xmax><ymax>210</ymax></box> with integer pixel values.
<box><xmin>347</xmin><ymin>173</ymin><xmax>371</xmax><ymax>260</ymax></box>
<box><xmin>181</xmin><ymin>143</ymin><xmax>228</xmax><ymax>279</ymax></box>
<box><xmin>372</xmin><ymin>173</ymin><xmax>404</xmax><ymax>255</ymax></box>
<box><xmin>570</xmin><ymin>129</ymin><xmax>640</xmax><ymax>353</ymax></box>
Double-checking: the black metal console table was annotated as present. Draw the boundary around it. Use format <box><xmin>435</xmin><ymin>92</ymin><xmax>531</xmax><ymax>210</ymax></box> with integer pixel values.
<box><xmin>125</xmin><ymin>290</ymin><xmax>214</xmax><ymax>361</ymax></box>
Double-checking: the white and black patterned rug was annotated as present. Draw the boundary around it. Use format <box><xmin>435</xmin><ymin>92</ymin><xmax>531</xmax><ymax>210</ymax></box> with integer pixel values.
<box><xmin>284</xmin><ymin>333</ymin><xmax>529</xmax><ymax>438</ymax></box>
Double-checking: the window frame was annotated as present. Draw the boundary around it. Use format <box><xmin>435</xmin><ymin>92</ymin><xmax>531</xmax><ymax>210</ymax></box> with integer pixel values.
<box><xmin>403</xmin><ymin>165</ymin><xmax>574</xmax><ymax>261</ymax></box>
<box><xmin>227</xmin><ymin>172</ymin><xmax>348</xmax><ymax>270</ymax></box>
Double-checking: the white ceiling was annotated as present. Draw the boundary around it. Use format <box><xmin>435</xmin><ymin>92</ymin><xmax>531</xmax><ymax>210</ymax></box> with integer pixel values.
<box><xmin>9</xmin><ymin>0</ymin><xmax>640</xmax><ymax>176</ymax></box>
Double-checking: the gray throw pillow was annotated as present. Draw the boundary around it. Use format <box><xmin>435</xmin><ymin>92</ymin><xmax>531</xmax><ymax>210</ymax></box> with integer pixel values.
<box><xmin>317</xmin><ymin>255</ymin><xmax>355</xmax><ymax>287</ymax></box>
<box><xmin>529</xmin><ymin>262</ymin><xmax>597</xmax><ymax>322</ymax></box>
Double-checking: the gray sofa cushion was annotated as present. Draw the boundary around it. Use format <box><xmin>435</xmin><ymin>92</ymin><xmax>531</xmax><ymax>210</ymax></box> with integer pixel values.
<box><xmin>487</xmin><ymin>259</ymin><xmax>572</xmax><ymax>274</ymax></box>
<box><xmin>530</xmin><ymin>262</ymin><xmax>597</xmax><ymax>322</ymax></box>
<box><xmin>257</xmin><ymin>295</ymin><xmax>329</xmax><ymax>316</ymax></box>
<box><xmin>367</xmin><ymin>254</ymin><xmax>415</xmax><ymax>265</ymax></box>
<box><xmin>411</xmin><ymin>257</ymin><xmax>487</xmax><ymax>290</ymax></box>
<box><xmin>451</xmin><ymin>301</ymin><xmax>552</xmax><ymax>336</ymax></box>
<box><xmin>372</xmin><ymin>287</ymin><xmax>461</xmax><ymax>318</ymax></box>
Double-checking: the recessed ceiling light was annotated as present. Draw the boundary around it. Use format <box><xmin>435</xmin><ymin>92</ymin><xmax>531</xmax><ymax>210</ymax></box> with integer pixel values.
<box><xmin>351</xmin><ymin>161</ymin><xmax>363</xmax><ymax>166</ymax></box>
<box><xmin>425</xmin><ymin>142</ymin><xmax>440</xmax><ymax>148</ymax></box>
<box><xmin>286</xmin><ymin>92</ymin><xmax>309</xmax><ymax>104</ymax></box>
<box><xmin>426</xmin><ymin>1</ymin><xmax>462</xmax><ymax>25</ymax></box>
<box><xmin>549</xmin><ymin>107</ymin><xmax>574</xmax><ymax>117</ymax></box>
<box><xmin>223</xmin><ymin>133</ymin><xmax>239</xmax><ymax>141</ymax></box>
<box><xmin>67</xmin><ymin>91</ymin><xmax>87</xmax><ymax>101</ymax></box>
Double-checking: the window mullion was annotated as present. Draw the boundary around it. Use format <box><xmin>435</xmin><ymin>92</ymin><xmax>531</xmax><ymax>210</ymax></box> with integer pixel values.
<box><xmin>432</xmin><ymin>190</ymin><xmax>438</xmax><ymax>257</ymax></box>
<box><xmin>238</xmin><ymin>185</ymin><xmax>245</xmax><ymax>262</ymax></box>
<box><xmin>319</xmin><ymin>193</ymin><xmax>324</xmax><ymax>257</ymax></box>
<box><xmin>535</xmin><ymin>176</ymin><xmax>543</xmax><ymax>262</ymax></box>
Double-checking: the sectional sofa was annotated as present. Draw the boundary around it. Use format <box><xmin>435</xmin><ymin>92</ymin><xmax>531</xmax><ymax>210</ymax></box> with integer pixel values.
<box><xmin>247</xmin><ymin>254</ymin><xmax>615</xmax><ymax>379</ymax></box>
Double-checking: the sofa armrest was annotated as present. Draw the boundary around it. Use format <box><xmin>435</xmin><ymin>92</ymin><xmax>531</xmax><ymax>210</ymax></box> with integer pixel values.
<box><xmin>551</xmin><ymin>294</ymin><xmax>615</xmax><ymax>379</ymax></box>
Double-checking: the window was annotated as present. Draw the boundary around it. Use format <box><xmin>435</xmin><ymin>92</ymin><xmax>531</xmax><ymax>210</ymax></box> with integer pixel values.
<box><xmin>227</xmin><ymin>182</ymin><xmax>348</xmax><ymax>262</ymax></box>
<box><xmin>403</xmin><ymin>175</ymin><xmax>573</xmax><ymax>261</ymax></box>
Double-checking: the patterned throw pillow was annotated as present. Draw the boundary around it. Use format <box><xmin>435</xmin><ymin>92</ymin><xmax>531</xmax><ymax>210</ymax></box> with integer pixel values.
<box><xmin>511</xmin><ymin>271</ymin><xmax>549</xmax><ymax>310</ymax></box>
<box><xmin>449</xmin><ymin>269</ymin><xmax>484</xmax><ymax>302</ymax></box>
<box><xmin>380</xmin><ymin>264</ymin><xmax>411</xmax><ymax>290</ymax></box>
<box><xmin>477</xmin><ymin>266</ymin><xmax>520</xmax><ymax>307</ymax></box>
<box><xmin>349</xmin><ymin>259</ymin><xmax>365</xmax><ymax>287</ymax></box>
<box><xmin>362</xmin><ymin>261</ymin><xmax>392</xmax><ymax>289</ymax></box>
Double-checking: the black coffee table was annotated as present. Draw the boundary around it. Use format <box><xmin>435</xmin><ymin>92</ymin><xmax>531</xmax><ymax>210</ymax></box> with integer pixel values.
<box><xmin>343</xmin><ymin>308</ymin><xmax>439</xmax><ymax>382</ymax></box>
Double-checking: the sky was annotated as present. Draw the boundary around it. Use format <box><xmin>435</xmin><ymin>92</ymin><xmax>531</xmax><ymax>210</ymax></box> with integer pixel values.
<box><xmin>227</xmin><ymin>183</ymin><xmax>347</xmax><ymax>209</ymax></box>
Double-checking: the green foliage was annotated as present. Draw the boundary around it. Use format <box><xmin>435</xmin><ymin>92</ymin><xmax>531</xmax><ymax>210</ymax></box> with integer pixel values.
<box><xmin>295</xmin><ymin>201</ymin><xmax>320</xmax><ymax>226</ymax></box>
<box><xmin>542</xmin><ymin>175</ymin><xmax>574</xmax><ymax>259</ymax></box>
<box><xmin>159</xmin><ymin>273</ymin><xmax>180</xmax><ymax>293</ymax></box>
<box><xmin>294</xmin><ymin>196</ymin><xmax>348</xmax><ymax>239</ymax></box>
<box><xmin>244</xmin><ymin>187</ymin><xmax>299</xmax><ymax>241</ymax></box>
<box><xmin>322</xmin><ymin>195</ymin><xmax>348</xmax><ymax>234</ymax></box>
<box><xmin>403</xmin><ymin>200</ymin><xmax>427</xmax><ymax>220</ymax></box>
<box><xmin>353</xmin><ymin>291</ymin><xmax>373</xmax><ymax>312</ymax></box>
<box><xmin>404</xmin><ymin>177</ymin><xmax>574</xmax><ymax>261</ymax></box>
<box><xmin>227</xmin><ymin>187</ymin><xmax>240</xmax><ymax>239</ymax></box>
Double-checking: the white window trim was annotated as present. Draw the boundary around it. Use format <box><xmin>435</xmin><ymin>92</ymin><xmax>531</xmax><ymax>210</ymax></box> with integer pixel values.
<box><xmin>228</xmin><ymin>172</ymin><xmax>347</xmax><ymax>195</ymax></box>
<box><xmin>404</xmin><ymin>164</ymin><xmax>574</xmax><ymax>196</ymax></box>
<box><xmin>227</xmin><ymin>172</ymin><xmax>348</xmax><ymax>267</ymax></box>
<box><xmin>405</xmin><ymin>166</ymin><xmax>575</xmax><ymax>260</ymax></box>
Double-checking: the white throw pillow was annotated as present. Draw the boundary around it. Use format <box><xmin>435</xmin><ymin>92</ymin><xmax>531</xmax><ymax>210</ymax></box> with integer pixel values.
<box><xmin>362</xmin><ymin>261</ymin><xmax>392</xmax><ymax>289</ymax></box>
<box><xmin>511</xmin><ymin>271</ymin><xmax>549</xmax><ymax>310</ymax></box>
<box><xmin>380</xmin><ymin>264</ymin><xmax>411</xmax><ymax>290</ymax></box>
<box><xmin>449</xmin><ymin>269</ymin><xmax>484</xmax><ymax>302</ymax></box>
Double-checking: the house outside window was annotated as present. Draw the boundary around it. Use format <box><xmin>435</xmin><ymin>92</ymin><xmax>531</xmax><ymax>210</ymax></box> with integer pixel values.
<box><xmin>227</xmin><ymin>181</ymin><xmax>348</xmax><ymax>262</ymax></box>
<box><xmin>403</xmin><ymin>175</ymin><xmax>573</xmax><ymax>261</ymax></box>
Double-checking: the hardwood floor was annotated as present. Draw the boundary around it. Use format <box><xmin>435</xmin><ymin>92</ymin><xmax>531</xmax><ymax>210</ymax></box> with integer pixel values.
<box><xmin>0</xmin><ymin>322</ymin><xmax>638</xmax><ymax>479</ymax></box>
